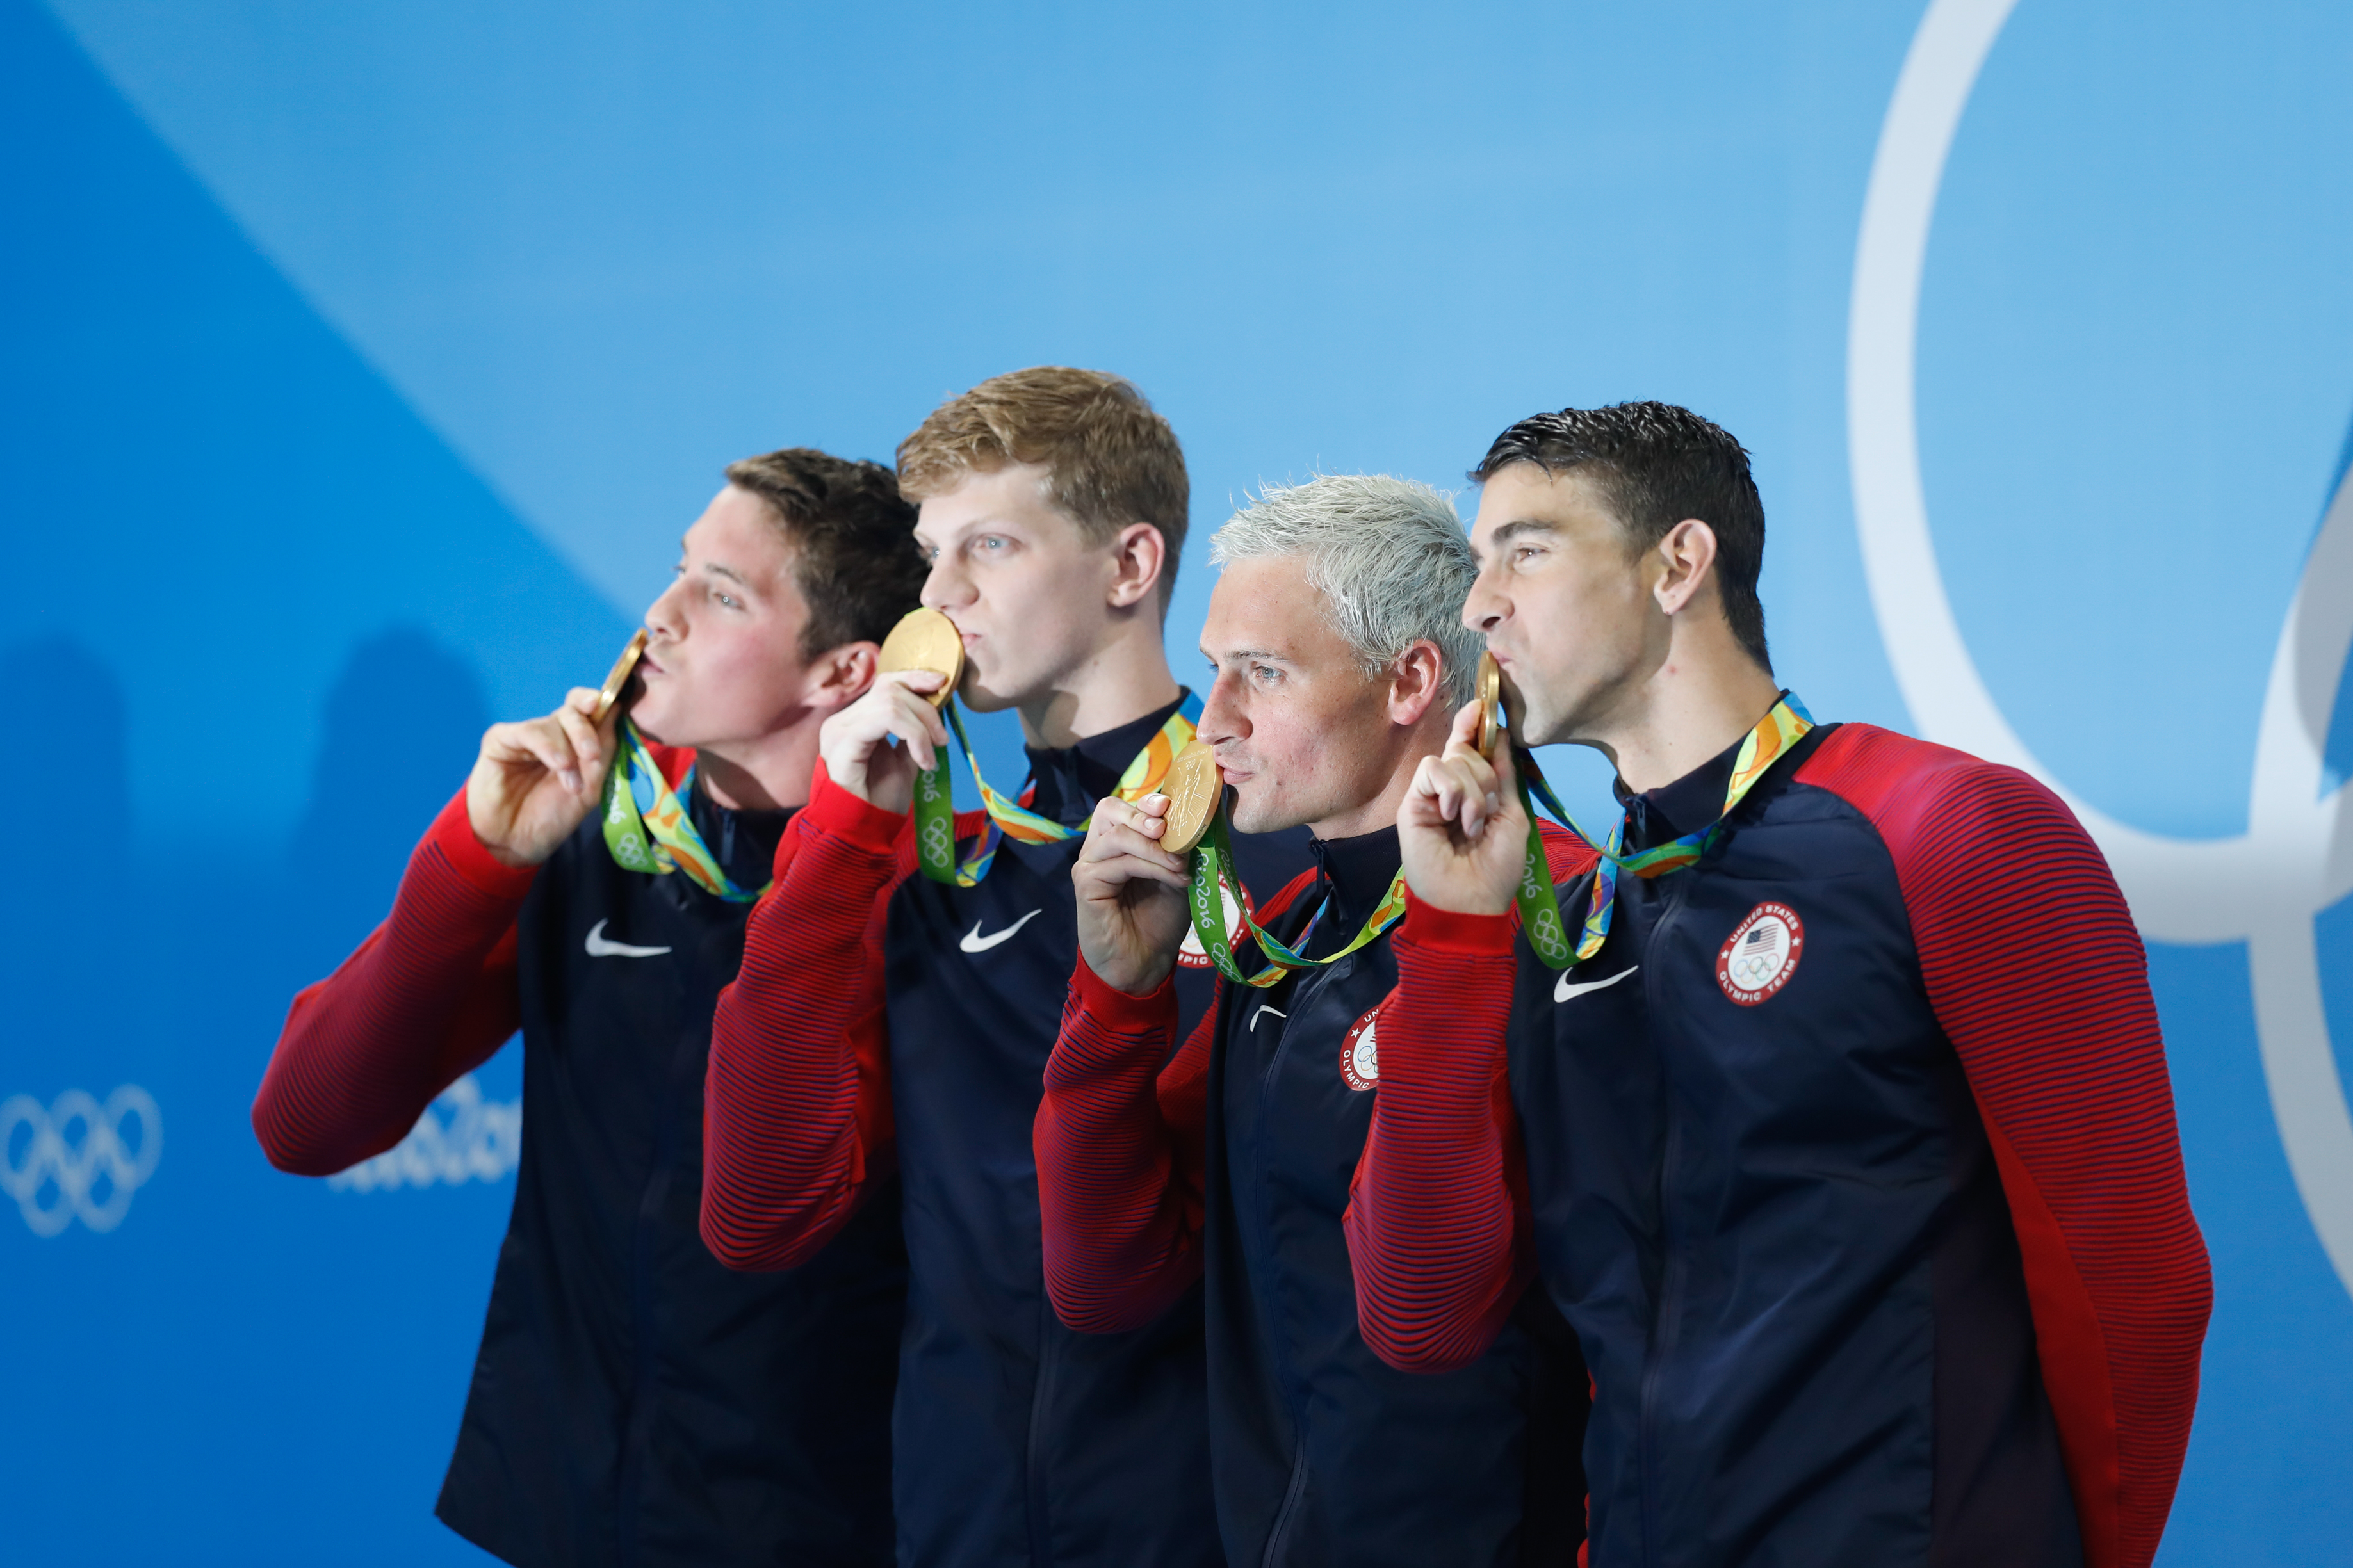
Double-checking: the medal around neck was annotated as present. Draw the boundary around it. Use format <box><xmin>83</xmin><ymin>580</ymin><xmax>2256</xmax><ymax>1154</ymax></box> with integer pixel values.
<box><xmin>1508</xmin><ymin>693</ymin><xmax>1817</xmax><ymax>971</ymax></box>
<box><xmin>1184</xmin><ymin>807</ymin><xmax>1408</xmax><ymax>990</ymax></box>
<box><xmin>1476</xmin><ymin>651</ymin><xmax>1504</xmax><ymax>756</ymax></box>
<box><xmin>878</xmin><ymin>606</ymin><xmax>965</xmax><ymax>707</ymax></box>
<box><xmin>595</xmin><ymin>630</ymin><xmax>649</xmax><ymax>723</ymax></box>
<box><xmin>1157</xmin><ymin>741</ymin><xmax>1223</xmax><ymax>855</ymax></box>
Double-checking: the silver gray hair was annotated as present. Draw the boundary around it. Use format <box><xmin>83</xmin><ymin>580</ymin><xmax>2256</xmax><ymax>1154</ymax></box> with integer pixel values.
<box><xmin>1209</xmin><ymin>474</ymin><xmax>1481</xmax><ymax>704</ymax></box>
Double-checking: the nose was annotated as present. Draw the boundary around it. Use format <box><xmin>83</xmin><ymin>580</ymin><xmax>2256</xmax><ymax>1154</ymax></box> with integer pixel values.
<box><xmin>1461</xmin><ymin>565</ymin><xmax>1506</xmax><ymax>635</ymax></box>
<box><xmin>921</xmin><ymin>553</ymin><xmax>974</xmax><ymax>613</ymax></box>
<box><xmin>1196</xmin><ymin>667</ymin><xmax>1250</xmax><ymax>747</ymax></box>
<box><xmin>644</xmin><ymin>576</ymin><xmax>688</xmax><ymax>643</ymax></box>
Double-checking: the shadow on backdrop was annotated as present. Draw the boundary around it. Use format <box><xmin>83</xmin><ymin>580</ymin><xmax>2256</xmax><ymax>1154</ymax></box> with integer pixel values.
<box><xmin>285</xmin><ymin>626</ymin><xmax>493</xmax><ymax>976</ymax></box>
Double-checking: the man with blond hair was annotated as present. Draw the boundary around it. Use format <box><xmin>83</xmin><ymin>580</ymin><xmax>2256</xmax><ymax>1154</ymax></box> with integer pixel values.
<box><xmin>703</xmin><ymin>368</ymin><xmax>1306</xmax><ymax>1568</ymax></box>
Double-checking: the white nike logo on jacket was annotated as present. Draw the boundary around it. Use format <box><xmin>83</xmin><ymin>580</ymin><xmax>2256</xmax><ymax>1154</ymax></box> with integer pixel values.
<box><xmin>585</xmin><ymin>919</ymin><xmax>671</xmax><ymax>959</ymax></box>
<box><xmin>1555</xmin><ymin>965</ymin><xmax>1638</xmax><ymax>1004</ymax></box>
<box><xmin>959</xmin><ymin>910</ymin><xmax>1043</xmax><ymax>954</ymax></box>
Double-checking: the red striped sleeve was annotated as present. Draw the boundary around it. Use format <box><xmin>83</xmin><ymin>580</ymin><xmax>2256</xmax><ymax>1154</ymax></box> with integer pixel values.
<box><xmin>1796</xmin><ymin>724</ymin><xmax>2211</xmax><ymax>1568</ymax></box>
<box><xmin>1034</xmin><ymin>956</ymin><xmax>1221</xmax><ymax>1332</ymax></box>
<box><xmin>701</xmin><ymin>763</ymin><xmax>934</xmax><ymax>1271</ymax></box>
<box><xmin>1347</xmin><ymin>821</ymin><xmax>1592</xmax><ymax>1373</ymax></box>
<box><xmin>254</xmin><ymin>787</ymin><xmax>533</xmax><ymax>1176</ymax></box>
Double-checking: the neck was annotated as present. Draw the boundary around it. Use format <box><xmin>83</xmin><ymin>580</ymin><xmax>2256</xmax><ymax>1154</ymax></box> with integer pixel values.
<box><xmin>1308</xmin><ymin>710</ymin><xmax>1453</xmax><ymax>841</ymax></box>
<box><xmin>1015</xmin><ymin>613</ymin><xmax>1183</xmax><ymax>750</ymax></box>
<box><xmin>1583</xmin><ymin>627</ymin><xmax>1783</xmax><ymax>795</ymax></box>
<box><xmin>682</xmin><ymin>711</ymin><xmax>822</xmax><ymax>812</ymax></box>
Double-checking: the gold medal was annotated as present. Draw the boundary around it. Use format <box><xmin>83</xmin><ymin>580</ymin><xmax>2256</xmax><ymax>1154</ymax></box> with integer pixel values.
<box><xmin>1476</xmin><ymin>650</ymin><xmax>1504</xmax><ymax>756</ymax></box>
<box><xmin>877</xmin><ymin>606</ymin><xmax>965</xmax><ymax>708</ymax></box>
<box><xmin>595</xmin><ymin>630</ymin><xmax>648</xmax><ymax>722</ymax></box>
<box><xmin>1158</xmin><ymin>740</ymin><xmax>1224</xmax><ymax>855</ymax></box>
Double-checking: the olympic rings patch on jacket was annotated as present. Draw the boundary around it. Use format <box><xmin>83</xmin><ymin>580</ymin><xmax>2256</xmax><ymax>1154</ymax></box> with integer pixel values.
<box><xmin>1716</xmin><ymin>902</ymin><xmax>1804</xmax><ymax>1006</ymax></box>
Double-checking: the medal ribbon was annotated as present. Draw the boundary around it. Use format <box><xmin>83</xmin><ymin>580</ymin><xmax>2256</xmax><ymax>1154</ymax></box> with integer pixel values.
<box><xmin>1509</xmin><ymin>693</ymin><xmax>1813</xmax><ymax>967</ymax></box>
<box><xmin>1185</xmin><ymin>811</ymin><xmax>1408</xmax><ymax>990</ymax></box>
<box><xmin>599</xmin><ymin>717</ymin><xmax>772</xmax><ymax>903</ymax></box>
<box><xmin>915</xmin><ymin>693</ymin><xmax>1205</xmax><ymax>887</ymax></box>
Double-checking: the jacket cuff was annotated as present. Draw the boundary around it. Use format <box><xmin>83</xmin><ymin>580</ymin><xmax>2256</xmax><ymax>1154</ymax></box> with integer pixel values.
<box><xmin>432</xmin><ymin>787</ymin><xmax>542</xmax><ymax>902</ymax></box>
<box><xmin>1071</xmin><ymin>949</ymin><xmax>1182</xmax><ymax>1030</ymax></box>
<box><xmin>1399</xmin><ymin>887</ymin><xmax>1517</xmax><ymax>956</ymax></box>
<box><xmin>802</xmin><ymin>762</ymin><xmax>911</xmax><ymax>855</ymax></box>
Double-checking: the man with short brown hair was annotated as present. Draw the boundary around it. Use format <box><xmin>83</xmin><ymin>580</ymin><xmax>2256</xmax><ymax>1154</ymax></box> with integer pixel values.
<box><xmin>257</xmin><ymin>449</ymin><xmax>927</xmax><ymax>1567</ymax></box>
<box><xmin>704</xmin><ymin>368</ymin><xmax>1305</xmax><ymax>1568</ymax></box>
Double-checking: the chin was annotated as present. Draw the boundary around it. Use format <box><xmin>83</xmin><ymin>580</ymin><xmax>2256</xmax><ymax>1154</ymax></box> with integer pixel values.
<box><xmin>1226</xmin><ymin>787</ymin><xmax>1303</xmax><ymax>837</ymax></box>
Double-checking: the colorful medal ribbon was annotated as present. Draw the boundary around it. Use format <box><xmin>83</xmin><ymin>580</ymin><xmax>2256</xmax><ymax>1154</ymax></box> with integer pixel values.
<box><xmin>915</xmin><ymin>693</ymin><xmax>1205</xmax><ymax>887</ymax></box>
<box><xmin>1186</xmin><ymin>811</ymin><xmax>1408</xmax><ymax>990</ymax></box>
<box><xmin>599</xmin><ymin>717</ymin><xmax>772</xmax><ymax>903</ymax></box>
<box><xmin>1513</xmin><ymin>693</ymin><xmax>1814</xmax><ymax>968</ymax></box>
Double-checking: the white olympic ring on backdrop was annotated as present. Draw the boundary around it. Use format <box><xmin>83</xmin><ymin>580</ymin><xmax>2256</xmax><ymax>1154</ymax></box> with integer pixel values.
<box><xmin>0</xmin><ymin>1086</ymin><xmax>163</xmax><ymax>1237</ymax></box>
<box><xmin>1850</xmin><ymin>0</ymin><xmax>2353</xmax><ymax>1296</ymax></box>
<box><xmin>327</xmin><ymin>1072</ymin><xmax>521</xmax><ymax>1194</ymax></box>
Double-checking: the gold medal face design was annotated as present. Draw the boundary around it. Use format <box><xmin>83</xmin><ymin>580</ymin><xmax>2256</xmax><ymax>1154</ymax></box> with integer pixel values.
<box><xmin>595</xmin><ymin>629</ymin><xmax>649</xmax><ymax>722</ymax></box>
<box><xmin>1159</xmin><ymin>740</ymin><xmax>1224</xmax><ymax>855</ymax></box>
<box><xmin>877</xmin><ymin>606</ymin><xmax>965</xmax><ymax>708</ymax></box>
<box><xmin>1476</xmin><ymin>651</ymin><xmax>1504</xmax><ymax>757</ymax></box>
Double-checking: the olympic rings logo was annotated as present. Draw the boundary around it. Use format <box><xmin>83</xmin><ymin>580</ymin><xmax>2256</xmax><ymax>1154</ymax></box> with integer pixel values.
<box><xmin>329</xmin><ymin>1073</ymin><xmax>521</xmax><ymax>1194</ymax></box>
<box><xmin>1</xmin><ymin>1086</ymin><xmax>163</xmax><ymax>1237</ymax></box>
<box><xmin>919</xmin><ymin>815</ymin><xmax>954</xmax><ymax>864</ymax></box>
<box><xmin>1852</xmin><ymin>0</ymin><xmax>2353</xmax><ymax>1296</ymax></box>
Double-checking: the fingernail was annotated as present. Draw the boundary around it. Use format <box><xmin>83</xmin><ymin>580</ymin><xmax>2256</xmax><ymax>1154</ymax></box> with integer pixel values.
<box><xmin>1487</xmin><ymin>793</ymin><xmax>1501</xmax><ymax>813</ymax></box>
<box><xmin>563</xmin><ymin>770</ymin><xmax>582</xmax><ymax>791</ymax></box>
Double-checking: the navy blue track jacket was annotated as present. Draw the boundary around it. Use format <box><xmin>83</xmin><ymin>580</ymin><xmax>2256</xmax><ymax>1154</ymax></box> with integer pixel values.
<box><xmin>705</xmin><ymin>696</ymin><xmax>1314</xmax><ymax>1567</ymax></box>
<box><xmin>263</xmin><ymin>760</ymin><xmax>908</xmax><ymax>1568</ymax></box>
<box><xmin>1350</xmin><ymin>721</ymin><xmax>2211</xmax><ymax>1568</ymax></box>
<box><xmin>1040</xmin><ymin>827</ymin><xmax>1588</xmax><ymax>1567</ymax></box>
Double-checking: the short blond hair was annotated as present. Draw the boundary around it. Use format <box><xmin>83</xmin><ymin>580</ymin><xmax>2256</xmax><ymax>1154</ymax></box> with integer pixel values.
<box><xmin>897</xmin><ymin>366</ymin><xmax>1190</xmax><ymax>604</ymax></box>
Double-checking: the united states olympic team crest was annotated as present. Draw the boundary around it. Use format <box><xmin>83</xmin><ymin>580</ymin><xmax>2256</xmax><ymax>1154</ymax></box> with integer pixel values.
<box><xmin>1339</xmin><ymin>1005</ymin><xmax>1380</xmax><ymax>1092</ymax></box>
<box><xmin>1716</xmin><ymin>903</ymin><xmax>1803</xmax><ymax>1006</ymax></box>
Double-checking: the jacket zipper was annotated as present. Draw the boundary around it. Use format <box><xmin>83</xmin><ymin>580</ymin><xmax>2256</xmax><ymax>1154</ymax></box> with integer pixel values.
<box><xmin>1635</xmin><ymin>880</ymin><xmax>1692</xmax><ymax>1568</ymax></box>
<box><xmin>1255</xmin><ymin>956</ymin><xmax>1326</xmax><ymax>1567</ymax></box>
<box><xmin>1025</xmin><ymin>1295</ymin><xmax>1059</xmax><ymax>1565</ymax></box>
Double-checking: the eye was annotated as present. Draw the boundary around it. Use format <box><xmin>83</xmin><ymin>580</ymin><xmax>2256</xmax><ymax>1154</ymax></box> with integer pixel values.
<box><xmin>712</xmin><ymin>588</ymin><xmax>742</xmax><ymax>610</ymax></box>
<box><xmin>1251</xmin><ymin>663</ymin><xmax>1283</xmax><ymax>686</ymax></box>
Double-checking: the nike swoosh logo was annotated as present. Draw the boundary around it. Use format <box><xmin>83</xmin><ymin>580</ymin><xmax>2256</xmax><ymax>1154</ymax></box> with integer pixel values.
<box><xmin>1250</xmin><ymin>1006</ymin><xmax>1287</xmax><ymax>1033</ymax></box>
<box><xmin>959</xmin><ymin>909</ymin><xmax>1043</xmax><ymax>954</ymax></box>
<box><xmin>585</xmin><ymin>919</ymin><xmax>671</xmax><ymax>959</ymax></box>
<box><xmin>1555</xmin><ymin>965</ymin><xmax>1638</xmax><ymax>1005</ymax></box>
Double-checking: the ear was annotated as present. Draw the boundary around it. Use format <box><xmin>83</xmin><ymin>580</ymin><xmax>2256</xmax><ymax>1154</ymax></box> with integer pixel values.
<box><xmin>1105</xmin><ymin>522</ymin><xmax>1169</xmax><ymax>611</ymax></box>
<box><xmin>1384</xmin><ymin>639</ymin><xmax>1447</xmax><ymax>727</ymax></box>
<box><xmin>804</xmin><ymin>640</ymin><xmax>880</xmax><ymax>713</ymax></box>
<box><xmin>1650</xmin><ymin>519</ymin><xmax>1722</xmax><ymax>618</ymax></box>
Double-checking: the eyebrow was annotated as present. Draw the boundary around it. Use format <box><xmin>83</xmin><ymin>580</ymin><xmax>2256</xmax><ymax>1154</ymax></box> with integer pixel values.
<box><xmin>1203</xmin><ymin>647</ymin><xmax>1291</xmax><ymax>663</ymax></box>
<box><xmin>702</xmin><ymin>562</ymin><xmax>750</xmax><ymax>586</ymax></box>
<box><xmin>1486</xmin><ymin>518</ymin><xmax>1561</xmax><ymax>547</ymax></box>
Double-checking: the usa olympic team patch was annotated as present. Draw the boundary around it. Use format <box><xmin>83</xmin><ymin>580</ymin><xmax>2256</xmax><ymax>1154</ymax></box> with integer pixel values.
<box><xmin>1178</xmin><ymin>877</ymin><xmax>1253</xmax><ymax>969</ymax></box>
<box><xmin>1716</xmin><ymin>902</ymin><xmax>1803</xmax><ymax>1006</ymax></box>
<box><xmin>1339</xmin><ymin>1005</ymin><xmax>1381</xmax><ymax>1092</ymax></box>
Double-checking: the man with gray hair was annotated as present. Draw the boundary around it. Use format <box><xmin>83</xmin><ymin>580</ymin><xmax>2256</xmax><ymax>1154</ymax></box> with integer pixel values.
<box><xmin>1034</xmin><ymin>474</ymin><xmax>1588</xmax><ymax>1565</ymax></box>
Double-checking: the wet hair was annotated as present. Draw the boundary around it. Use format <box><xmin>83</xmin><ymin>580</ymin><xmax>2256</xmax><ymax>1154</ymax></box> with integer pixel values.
<box><xmin>1472</xmin><ymin>401</ymin><xmax>1770</xmax><ymax>672</ymax></box>
<box><xmin>722</xmin><ymin>448</ymin><xmax>927</xmax><ymax>657</ymax></box>
<box><xmin>1210</xmin><ymin>474</ymin><xmax>1481</xmax><ymax>704</ymax></box>
<box><xmin>895</xmin><ymin>366</ymin><xmax>1189</xmax><ymax>609</ymax></box>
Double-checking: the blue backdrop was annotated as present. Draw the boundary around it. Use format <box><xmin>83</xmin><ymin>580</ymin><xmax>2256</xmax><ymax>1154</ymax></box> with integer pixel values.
<box><xmin>3</xmin><ymin>2</ymin><xmax>2347</xmax><ymax>1562</ymax></box>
